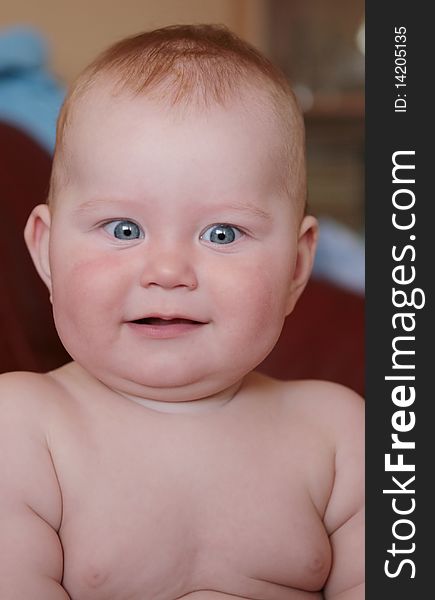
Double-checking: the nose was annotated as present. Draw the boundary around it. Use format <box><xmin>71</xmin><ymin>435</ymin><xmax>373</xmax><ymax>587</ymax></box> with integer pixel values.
<box><xmin>139</xmin><ymin>245</ymin><xmax>198</xmax><ymax>290</ymax></box>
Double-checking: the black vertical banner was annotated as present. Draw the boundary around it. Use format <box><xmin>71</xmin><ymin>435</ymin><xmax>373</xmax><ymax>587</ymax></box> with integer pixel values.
<box><xmin>366</xmin><ymin>2</ymin><xmax>432</xmax><ymax>598</ymax></box>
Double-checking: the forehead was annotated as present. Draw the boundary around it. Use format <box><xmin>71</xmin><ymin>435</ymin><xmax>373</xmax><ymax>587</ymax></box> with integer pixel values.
<box><xmin>60</xmin><ymin>83</ymin><xmax>294</xmax><ymax>207</ymax></box>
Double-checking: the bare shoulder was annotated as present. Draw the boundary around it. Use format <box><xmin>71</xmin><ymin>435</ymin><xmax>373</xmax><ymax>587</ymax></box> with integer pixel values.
<box><xmin>282</xmin><ymin>378</ymin><xmax>364</xmax><ymax>461</ymax></box>
<box><xmin>248</xmin><ymin>373</ymin><xmax>364</xmax><ymax>472</ymax></box>
<box><xmin>0</xmin><ymin>369</ymin><xmax>67</xmax><ymax>462</ymax></box>
<box><xmin>0</xmin><ymin>369</ymin><xmax>64</xmax><ymax>418</ymax></box>
<box><xmin>0</xmin><ymin>368</ymin><xmax>59</xmax><ymax>391</ymax></box>
<box><xmin>251</xmin><ymin>373</ymin><xmax>364</xmax><ymax>430</ymax></box>
<box><xmin>289</xmin><ymin>378</ymin><xmax>364</xmax><ymax>429</ymax></box>
<box><xmin>0</xmin><ymin>370</ymin><xmax>65</xmax><ymax>526</ymax></box>
<box><xmin>252</xmin><ymin>374</ymin><xmax>364</xmax><ymax>484</ymax></box>
<box><xmin>0</xmin><ymin>370</ymin><xmax>67</xmax><ymax>489</ymax></box>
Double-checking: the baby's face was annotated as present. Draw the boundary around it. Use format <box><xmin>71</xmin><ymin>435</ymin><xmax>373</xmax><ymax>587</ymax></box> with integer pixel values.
<box><xmin>42</xmin><ymin>87</ymin><xmax>315</xmax><ymax>401</ymax></box>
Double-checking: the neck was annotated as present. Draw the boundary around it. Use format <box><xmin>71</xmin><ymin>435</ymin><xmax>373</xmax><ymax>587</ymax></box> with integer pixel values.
<box><xmin>116</xmin><ymin>379</ymin><xmax>244</xmax><ymax>414</ymax></box>
<box><xmin>59</xmin><ymin>361</ymin><xmax>245</xmax><ymax>415</ymax></box>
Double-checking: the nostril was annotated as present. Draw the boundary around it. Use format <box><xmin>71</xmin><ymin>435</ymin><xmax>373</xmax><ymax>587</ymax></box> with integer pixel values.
<box><xmin>145</xmin><ymin>280</ymin><xmax>197</xmax><ymax>290</ymax></box>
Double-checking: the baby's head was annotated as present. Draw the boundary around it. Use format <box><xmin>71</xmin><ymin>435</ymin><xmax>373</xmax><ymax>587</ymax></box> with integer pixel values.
<box><xmin>49</xmin><ymin>24</ymin><xmax>307</xmax><ymax>213</ymax></box>
<box><xmin>25</xmin><ymin>24</ymin><xmax>317</xmax><ymax>402</ymax></box>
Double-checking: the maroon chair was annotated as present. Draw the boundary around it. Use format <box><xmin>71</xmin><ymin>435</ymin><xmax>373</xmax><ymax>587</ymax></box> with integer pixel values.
<box><xmin>0</xmin><ymin>120</ymin><xmax>363</xmax><ymax>395</ymax></box>
<box><xmin>0</xmin><ymin>121</ymin><xmax>70</xmax><ymax>373</ymax></box>
<box><xmin>256</xmin><ymin>278</ymin><xmax>364</xmax><ymax>396</ymax></box>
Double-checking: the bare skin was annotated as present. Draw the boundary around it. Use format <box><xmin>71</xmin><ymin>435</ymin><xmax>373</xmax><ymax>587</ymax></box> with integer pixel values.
<box><xmin>1</xmin><ymin>87</ymin><xmax>364</xmax><ymax>599</ymax></box>
<box><xmin>0</xmin><ymin>365</ymin><xmax>364</xmax><ymax>600</ymax></box>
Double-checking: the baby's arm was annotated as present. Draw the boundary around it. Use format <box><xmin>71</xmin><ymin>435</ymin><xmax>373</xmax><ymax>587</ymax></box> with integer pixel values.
<box><xmin>0</xmin><ymin>373</ymin><xmax>70</xmax><ymax>599</ymax></box>
<box><xmin>322</xmin><ymin>385</ymin><xmax>364</xmax><ymax>600</ymax></box>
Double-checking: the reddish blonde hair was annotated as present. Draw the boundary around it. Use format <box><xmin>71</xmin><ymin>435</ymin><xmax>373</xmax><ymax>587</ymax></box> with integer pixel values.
<box><xmin>49</xmin><ymin>24</ymin><xmax>306</xmax><ymax>210</ymax></box>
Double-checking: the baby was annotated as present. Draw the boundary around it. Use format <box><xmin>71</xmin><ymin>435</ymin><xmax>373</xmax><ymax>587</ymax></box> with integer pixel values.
<box><xmin>0</xmin><ymin>25</ymin><xmax>364</xmax><ymax>600</ymax></box>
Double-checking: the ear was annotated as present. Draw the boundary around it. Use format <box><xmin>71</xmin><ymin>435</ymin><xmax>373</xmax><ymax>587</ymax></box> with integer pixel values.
<box><xmin>24</xmin><ymin>204</ymin><xmax>53</xmax><ymax>299</ymax></box>
<box><xmin>285</xmin><ymin>215</ymin><xmax>318</xmax><ymax>316</ymax></box>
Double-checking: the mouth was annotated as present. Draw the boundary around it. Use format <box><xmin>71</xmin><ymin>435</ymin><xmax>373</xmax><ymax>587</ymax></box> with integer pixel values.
<box><xmin>130</xmin><ymin>317</ymin><xmax>205</xmax><ymax>326</ymax></box>
<box><xmin>127</xmin><ymin>315</ymin><xmax>207</xmax><ymax>338</ymax></box>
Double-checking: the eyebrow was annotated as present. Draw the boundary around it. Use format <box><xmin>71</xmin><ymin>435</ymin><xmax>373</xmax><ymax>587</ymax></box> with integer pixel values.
<box><xmin>73</xmin><ymin>198</ymin><xmax>272</xmax><ymax>221</ymax></box>
<box><xmin>73</xmin><ymin>198</ymin><xmax>144</xmax><ymax>214</ymax></box>
<box><xmin>219</xmin><ymin>203</ymin><xmax>272</xmax><ymax>221</ymax></box>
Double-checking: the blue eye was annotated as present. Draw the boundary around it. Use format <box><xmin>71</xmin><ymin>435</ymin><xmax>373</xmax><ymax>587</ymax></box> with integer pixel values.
<box><xmin>201</xmin><ymin>224</ymin><xmax>241</xmax><ymax>245</ymax></box>
<box><xmin>104</xmin><ymin>220</ymin><xmax>144</xmax><ymax>240</ymax></box>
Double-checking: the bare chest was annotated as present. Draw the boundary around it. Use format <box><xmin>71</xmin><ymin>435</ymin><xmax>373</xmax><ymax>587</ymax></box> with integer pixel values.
<box><xmin>54</xmin><ymin>405</ymin><xmax>332</xmax><ymax>599</ymax></box>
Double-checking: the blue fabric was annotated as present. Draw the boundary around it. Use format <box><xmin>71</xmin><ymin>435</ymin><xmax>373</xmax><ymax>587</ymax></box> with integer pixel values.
<box><xmin>313</xmin><ymin>217</ymin><xmax>365</xmax><ymax>295</ymax></box>
<box><xmin>0</xmin><ymin>26</ymin><xmax>65</xmax><ymax>154</ymax></box>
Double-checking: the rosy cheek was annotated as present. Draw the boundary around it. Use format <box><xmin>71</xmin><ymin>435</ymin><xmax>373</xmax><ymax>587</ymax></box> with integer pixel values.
<box><xmin>52</xmin><ymin>252</ymin><xmax>131</xmax><ymax>321</ymax></box>
<box><xmin>246</xmin><ymin>276</ymin><xmax>284</xmax><ymax>325</ymax></box>
<box><xmin>213</xmin><ymin>259</ymin><xmax>287</xmax><ymax>326</ymax></box>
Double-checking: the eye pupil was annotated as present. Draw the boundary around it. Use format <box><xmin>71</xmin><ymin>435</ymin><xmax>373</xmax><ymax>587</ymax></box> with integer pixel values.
<box><xmin>112</xmin><ymin>221</ymin><xmax>141</xmax><ymax>240</ymax></box>
<box><xmin>208</xmin><ymin>225</ymin><xmax>236</xmax><ymax>244</ymax></box>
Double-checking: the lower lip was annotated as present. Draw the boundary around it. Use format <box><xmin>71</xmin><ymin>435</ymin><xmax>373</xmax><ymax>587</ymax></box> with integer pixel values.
<box><xmin>126</xmin><ymin>321</ymin><xmax>206</xmax><ymax>339</ymax></box>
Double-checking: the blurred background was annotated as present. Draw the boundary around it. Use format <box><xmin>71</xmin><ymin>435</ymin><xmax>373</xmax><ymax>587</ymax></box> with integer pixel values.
<box><xmin>0</xmin><ymin>0</ymin><xmax>365</xmax><ymax>393</ymax></box>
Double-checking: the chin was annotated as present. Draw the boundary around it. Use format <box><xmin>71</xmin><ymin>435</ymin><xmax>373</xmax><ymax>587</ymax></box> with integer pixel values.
<box><xmin>72</xmin><ymin>339</ymin><xmax>275</xmax><ymax>401</ymax></box>
<box><xmin>102</xmin><ymin>359</ymin><xmax>244</xmax><ymax>402</ymax></box>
